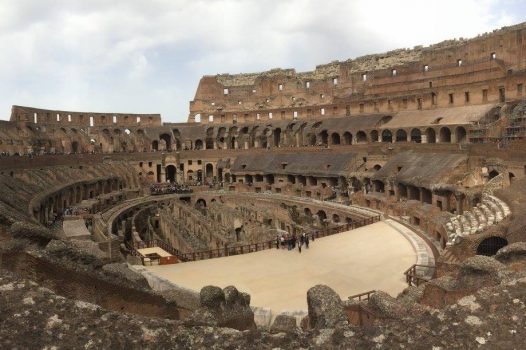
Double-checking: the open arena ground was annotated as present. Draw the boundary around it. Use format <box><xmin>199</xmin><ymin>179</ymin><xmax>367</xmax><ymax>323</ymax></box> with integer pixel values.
<box><xmin>146</xmin><ymin>221</ymin><xmax>416</xmax><ymax>313</ymax></box>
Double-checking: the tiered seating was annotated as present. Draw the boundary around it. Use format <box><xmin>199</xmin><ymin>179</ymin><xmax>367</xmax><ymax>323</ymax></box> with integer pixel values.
<box><xmin>445</xmin><ymin>194</ymin><xmax>511</xmax><ymax>246</ymax></box>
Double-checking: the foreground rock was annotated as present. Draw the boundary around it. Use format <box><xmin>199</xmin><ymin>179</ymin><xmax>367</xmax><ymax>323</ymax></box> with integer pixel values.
<box><xmin>306</xmin><ymin>284</ymin><xmax>347</xmax><ymax>329</ymax></box>
<box><xmin>185</xmin><ymin>285</ymin><xmax>256</xmax><ymax>331</ymax></box>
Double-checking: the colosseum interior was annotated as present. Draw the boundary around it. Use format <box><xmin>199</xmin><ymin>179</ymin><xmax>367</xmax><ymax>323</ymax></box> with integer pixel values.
<box><xmin>2</xmin><ymin>21</ymin><xmax>526</xmax><ymax>349</ymax></box>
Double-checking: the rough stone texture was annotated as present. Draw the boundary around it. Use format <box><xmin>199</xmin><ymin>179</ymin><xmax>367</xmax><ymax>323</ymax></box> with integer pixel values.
<box><xmin>367</xmin><ymin>291</ymin><xmax>406</xmax><ymax>319</ymax></box>
<box><xmin>270</xmin><ymin>314</ymin><xmax>298</xmax><ymax>334</ymax></box>
<box><xmin>307</xmin><ymin>284</ymin><xmax>347</xmax><ymax>329</ymax></box>
<box><xmin>45</xmin><ymin>239</ymin><xmax>106</xmax><ymax>269</ymax></box>
<box><xmin>10</xmin><ymin>222</ymin><xmax>57</xmax><ymax>245</ymax></box>
<box><xmin>101</xmin><ymin>263</ymin><xmax>149</xmax><ymax>289</ymax></box>
<box><xmin>185</xmin><ymin>285</ymin><xmax>256</xmax><ymax>331</ymax></box>
<box><xmin>495</xmin><ymin>242</ymin><xmax>526</xmax><ymax>263</ymax></box>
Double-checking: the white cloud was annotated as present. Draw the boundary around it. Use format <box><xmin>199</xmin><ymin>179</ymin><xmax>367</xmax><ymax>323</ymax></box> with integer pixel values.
<box><xmin>0</xmin><ymin>0</ymin><xmax>521</xmax><ymax>121</ymax></box>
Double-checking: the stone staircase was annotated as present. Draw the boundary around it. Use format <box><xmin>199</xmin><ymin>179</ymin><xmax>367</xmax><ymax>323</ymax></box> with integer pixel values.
<box><xmin>445</xmin><ymin>194</ymin><xmax>511</xmax><ymax>246</ymax></box>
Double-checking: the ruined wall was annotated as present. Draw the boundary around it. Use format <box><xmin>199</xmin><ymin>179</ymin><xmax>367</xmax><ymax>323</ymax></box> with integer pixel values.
<box><xmin>189</xmin><ymin>23</ymin><xmax>526</xmax><ymax>124</ymax></box>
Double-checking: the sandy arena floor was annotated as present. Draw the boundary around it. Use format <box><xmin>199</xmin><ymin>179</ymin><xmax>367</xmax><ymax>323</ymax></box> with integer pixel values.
<box><xmin>146</xmin><ymin>221</ymin><xmax>416</xmax><ymax>313</ymax></box>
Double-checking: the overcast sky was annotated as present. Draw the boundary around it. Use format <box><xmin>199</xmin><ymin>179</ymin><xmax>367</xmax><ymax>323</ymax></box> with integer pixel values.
<box><xmin>0</xmin><ymin>0</ymin><xmax>524</xmax><ymax>122</ymax></box>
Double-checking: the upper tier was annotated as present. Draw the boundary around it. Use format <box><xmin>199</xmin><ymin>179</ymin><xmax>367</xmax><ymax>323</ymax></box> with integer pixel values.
<box><xmin>189</xmin><ymin>22</ymin><xmax>526</xmax><ymax>124</ymax></box>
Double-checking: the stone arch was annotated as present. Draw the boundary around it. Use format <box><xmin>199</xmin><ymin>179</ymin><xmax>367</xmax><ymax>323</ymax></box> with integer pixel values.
<box><xmin>195</xmin><ymin>198</ymin><xmax>207</xmax><ymax>210</ymax></box>
<box><xmin>410</xmin><ymin>128</ymin><xmax>422</xmax><ymax>143</ymax></box>
<box><xmin>331</xmin><ymin>132</ymin><xmax>341</xmax><ymax>145</ymax></box>
<box><xmin>455</xmin><ymin>126</ymin><xmax>467</xmax><ymax>143</ymax></box>
<box><xmin>160</xmin><ymin>133</ymin><xmax>172</xmax><ymax>151</ymax></box>
<box><xmin>370</xmin><ymin>130</ymin><xmax>379</xmax><ymax>143</ymax></box>
<box><xmin>395</xmin><ymin>129</ymin><xmax>407</xmax><ymax>142</ymax></box>
<box><xmin>195</xmin><ymin>139</ymin><xmax>204</xmax><ymax>150</ymax></box>
<box><xmin>373</xmin><ymin>164</ymin><xmax>382</xmax><ymax>171</ymax></box>
<box><xmin>151</xmin><ymin>140</ymin><xmax>159</xmax><ymax>151</ymax></box>
<box><xmin>205</xmin><ymin>163</ymin><xmax>213</xmax><ymax>179</ymax></box>
<box><xmin>273</xmin><ymin>128</ymin><xmax>281</xmax><ymax>147</ymax></box>
<box><xmin>343</xmin><ymin>132</ymin><xmax>352</xmax><ymax>145</ymax></box>
<box><xmin>489</xmin><ymin>169</ymin><xmax>499</xmax><ymax>179</ymax></box>
<box><xmin>166</xmin><ymin>165</ymin><xmax>176</xmax><ymax>182</ymax></box>
<box><xmin>317</xmin><ymin>210</ymin><xmax>327</xmax><ymax>226</ymax></box>
<box><xmin>71</xmin><ymin>141</ymin><xmax>79</xmax><ymax>153</ymax></box>
<box><xmin>332</xmin><ymin>214</ymin><xmax>340</xmax><ymax>223</ymax></box>
<box><xmin>509</xmin><ymin>172</ymin><xmax>515</xmax><ymax>183</ymax></box>
<box><xmin>425</xmin><ymin>128</ymin><xmax>436</xmax><ymax>143</ymax></box>
<box><xmin>307</xmin><ymin>133</ymin><xmax>317</xmax><ymax>146</ymax></box>
<box><xmin>356</xmin><ymin>131</ymin><xmax>367</xmax><ymax>144</ymax></box>
<box><xmin>318</xmin><ymin>130</ymin><xmax>328</xmax><ymax>145</ymax></box>
<box><xmin>381</xmin><ymin>129</ymin><xmax>393</xmax><ymax>143</ymax></box>
<box><xmin>439</xmin><ymin>127</ymin><xmax>451</xmax><ymax>143</ymax></box>
<box><xmin>476</xmin><ymin>236</ymin><xmax>508</xmax><ymax>256</ymax></box>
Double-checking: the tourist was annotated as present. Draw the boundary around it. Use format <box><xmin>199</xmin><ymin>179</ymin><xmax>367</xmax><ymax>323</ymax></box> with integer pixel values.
<box><xmin>276</xmin><ymin>235</ymin><xmax>280</xmax><ymax>249</ymax></box>
<box><xmin>298</xmin><ymin>240</ymin><xmax>302</xmax><ymax>253</ymax></box>
<box><xmin>305</xmin><ymin>233</ymin><xmax>310</xmax><ymax>248</ymax></box>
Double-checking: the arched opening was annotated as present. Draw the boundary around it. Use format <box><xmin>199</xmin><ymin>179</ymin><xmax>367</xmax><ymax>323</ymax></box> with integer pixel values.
<box><xmin>509</xmin><ymin>172</ymin><xmax>515</xmax><ymax>183</ymax></box>
<box><xmin>319</xmin><ymin>130</ymin><xmax>328</xmax><ymax>145</ymax></box>
<box><xmin>331</xmin><ymin>132</ymin><xmax>341</xmax><ymax>145</ymax></box>
<box><xmin>370</xmin><ymin>130</ymin><xmax>379</xmax><ymax>143</ymax></box>
<box><xmin>152</xmin><ymin>140</ymin><xmax>159</xmax><ymax>151</ymax></box>
<box><xmin>160</xmin><ymin>133</ymin><xmax>172</xmax><ymax>151</ymax></box>
<box><xmin>356</xmin><ymin>131</ymin><xmax>367</xmax><ymax>144</ymax></box>
<box><xmin>273</xmin><ymin>128</ymin><xmax>281</xmax><ymax>147</ymax></box>
<box><xmin>332</xmin><ymin>214</ymin><xmax>340</xmax><ymax>223</ymax></box>
<box><xmin>71</xmin><ymin>141</ymin><xmax>79</xmax><ymax>153</ymax></box>
<box><xmin>287</xmin><ymin>175</ymin><xmax>296</xmax><ymax>184</ymax></box>
<box><xmin>489</xmin><ymin>169</ymin><xmax>500</xmax><ymax>179</ymax></box>
<box><xmin>455</xmin><ymin>126</ymin><xmax>467</xmax><ymax>143</ymax></box>
<box><xmin>197</xmin><ymin>170</ymin><xmax>203</xmax><ymax>183</ymax></box>
<box><xmin>317</xmin><ymin>210</ymin><xmax>327</xmax><ymax>226</ymax></box>
<box><xmin>439</xmin><ymin>127</ymin><xmax>451</xmax><ymax>143</ymax></box>
<box><xmin>381</xmin><ymin>129</ymin><xmax>393</xmax><ymax>143</ymax></box>
<box><xmin>166</xmin><ymin>165</ymin><xmax>176</xmax><ymax>182</ymax></box>
<box><xmin>395</xmin><ymin>129</ymin><xmax>407</xmax><ymax>142</ymax></box>
<box><xmin>410</xmin><ymin>128</ymin><xmax>422</xmax><ymax>143</ymax></box>
<box><xmin>343</xmin><ymin>132</ymin><xmax>352</xmax><ymax>145</ymax></box>
<box><xmin>304</xmin><ymin>208</ymin><xmax>312</xmax><ymax>217</ymax></box>
<box><xmin>205</xmin><ymin>163</ymin><xmax>213</xmax><ymax>179</ymax></box>
<box><xmin>307</xmin><ymin>133</ymin><xmax>317</xmax><ymax>146</ymax></box>
<box><xmin>195</xmin><ymin>198</ymin><xmax>207</xmax><ymax>210</ymax></box>
<box><xmin>373</xmin><ymin>164</ymin><xmax>382</xmax><ymax>171</ymax></box>
<box><xmin>425</xmin><ymin>128</ymin><xmax>436</xmax><ymax>144</ymax></box>
<box><xmin>476</xmin><ymin>236</ymin><xmax>508</xmax><ymax>256</ymax></box>
<box><xmin>195</xmin><ymin>139</ymin><xmax>204</xmax><ymax>150</ymax></box>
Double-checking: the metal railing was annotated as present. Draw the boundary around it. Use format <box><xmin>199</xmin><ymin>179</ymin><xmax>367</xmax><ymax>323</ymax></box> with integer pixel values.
<box><xmin>349</xmin><ymin>290</ymin><xmax>376</xmax><ymax>302</ymax></box>
<box><xmin>404</xmin><ymin>264</ymin><xmax>435</xmax><ymax>286</ymax></box>
<box><xmin>129</xmin><ymin>214</ymin><xmax>381</xmax><ymax>263</ymax></box>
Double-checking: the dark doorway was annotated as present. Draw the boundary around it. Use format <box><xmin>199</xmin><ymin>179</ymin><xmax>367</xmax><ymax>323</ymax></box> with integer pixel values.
<box><xmin>476</xmin><ymin>236</ymin><xmax>508</xmax><ymax>256</ymax></box>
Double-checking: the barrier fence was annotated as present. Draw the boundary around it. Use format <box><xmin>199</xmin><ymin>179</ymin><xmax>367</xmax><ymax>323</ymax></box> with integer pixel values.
<box><xmin>129</xmin><ymin>214</ymin><xmax>381</xmax><ymax>264</ymax></box>
<box><xmin>404</xmin><ymin>264</ymin><xmax>435</xmax><ymax>286</ymax></box>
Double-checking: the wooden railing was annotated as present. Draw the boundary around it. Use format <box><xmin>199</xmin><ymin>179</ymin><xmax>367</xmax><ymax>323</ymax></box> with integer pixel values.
<box><xmin>349</xmin><ymin>290</ymin><xmax>376</xmax><ymax>302</ymax></box>
<box><xmin>404</xmin><ymin>264</ymin><xmax>435</xmax><ymax>286</ymax></box>
<box><xmin>130</xmin><ymin>214</ymin><xmax>381</xmax><ymax>264</ymax></box>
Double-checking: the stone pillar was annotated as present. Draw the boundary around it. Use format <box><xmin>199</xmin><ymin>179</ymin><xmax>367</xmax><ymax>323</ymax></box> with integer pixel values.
<box><xmin>407</xmin><ymin>132</ymin><xmax>411</xmax><ymax>142</ymax></box>
<box><xmin>421</xmin><ymin>134</ymin><xmax>428</xmax><ymax>144</ymax></box>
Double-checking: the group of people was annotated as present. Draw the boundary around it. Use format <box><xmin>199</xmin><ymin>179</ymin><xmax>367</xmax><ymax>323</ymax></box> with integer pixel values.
<box><xmin>276</xmin><ymin>232</ymin><xmax>313</xmax><ymax>253</ymax></box>
<box><xmin>150</xmin><ymin>182</ymin><xmax>193</xmax><ymax>195</ymax></box>
<box><xmin>63</xmin><ymin>206</ymin><xmax>90</xmax><ymax>216</ymax></box>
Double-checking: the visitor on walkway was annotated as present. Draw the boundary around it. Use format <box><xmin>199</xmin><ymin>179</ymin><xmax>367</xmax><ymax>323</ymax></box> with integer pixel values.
<box><xmin>276</xmin><ymin>235</ymin><xmax>280</xmax><ymax>249</ymax></box>
<box><xmin>298</xmin><ymin>240</ymin><xmax>302</xmax><ymax>253</ymax></box>
<box><xmin>305</xmin><ymin>233</ymin><xmax>310</xmax><ymax>249</ymax></box>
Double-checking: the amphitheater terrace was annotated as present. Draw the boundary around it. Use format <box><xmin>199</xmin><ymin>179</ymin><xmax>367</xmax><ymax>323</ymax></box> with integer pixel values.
<box><xmin>1</xmin><ymin>20</ymin><xmax>526</xmax><ymax>349</ymax></box>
